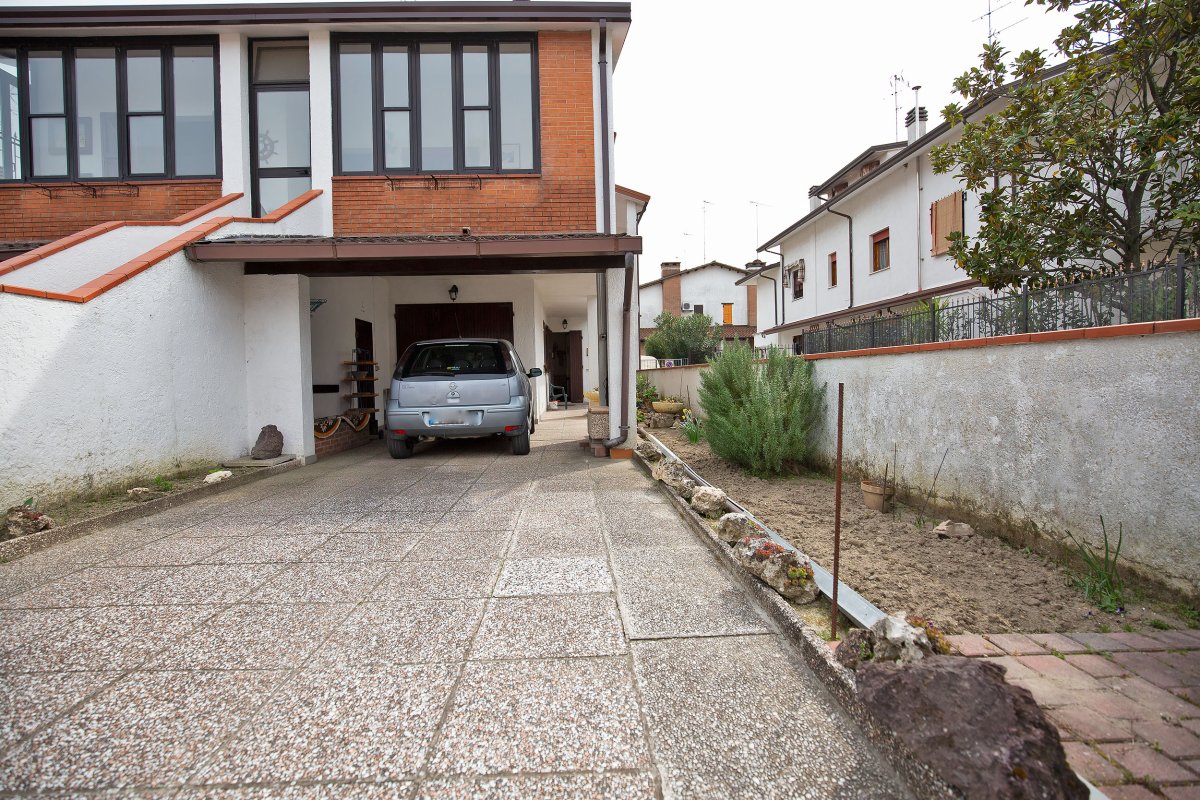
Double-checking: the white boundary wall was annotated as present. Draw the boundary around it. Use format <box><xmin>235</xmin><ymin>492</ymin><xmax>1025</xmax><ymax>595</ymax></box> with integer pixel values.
<box><xmin>638</xmin><ymin>332</ymin><xmax>1200</xmax><ymax>592</ymax></box>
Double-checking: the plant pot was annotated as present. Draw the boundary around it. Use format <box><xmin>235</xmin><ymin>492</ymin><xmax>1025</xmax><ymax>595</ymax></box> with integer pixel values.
<box><xmin>583</xmin><ymin>390</ymin><xmax>600</xmax><ymax>405</ymax></box>
<box><xmin>861</xmin><ymin>480</ymin><xmax>895</xmax><ymax>513</ymax></box>
<box><xmin>651</xmin><ymin>401</ymin><xmax>685</xmax><ymax>414</ymax></box>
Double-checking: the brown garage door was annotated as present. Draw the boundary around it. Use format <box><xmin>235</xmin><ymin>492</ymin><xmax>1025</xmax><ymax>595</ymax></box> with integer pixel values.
<box><xmin>395</xmin><ymin>303</ymin><xmax>515</xmax><ymax>362</ymax></box>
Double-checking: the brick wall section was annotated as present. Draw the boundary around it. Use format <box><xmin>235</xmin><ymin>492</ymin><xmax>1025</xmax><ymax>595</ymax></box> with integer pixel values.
<box><xmin>314</xmin><ymin>425</ymin><xmax>373</xmax><ymax>459</ymax></box>
<box><xmin>746</xmin><ymin>284</ymin><xmax>757</xmax><ymax>327</ymax></box>
<box><xmin>332</xmin><ymin>31</ymin><xmax>597</xmax><ymax>236</ymax></box>
<box><xmin>0</xmin><ymin>180</ymin><xmax>223</xmax><ymax>243</ymax></box>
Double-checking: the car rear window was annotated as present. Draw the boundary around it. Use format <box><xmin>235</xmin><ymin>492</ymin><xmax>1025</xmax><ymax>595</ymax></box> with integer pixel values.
<box><xmin>401</xmin><ymin>342</ymin><xmax>512</xmax><ymax>378</ymax></box>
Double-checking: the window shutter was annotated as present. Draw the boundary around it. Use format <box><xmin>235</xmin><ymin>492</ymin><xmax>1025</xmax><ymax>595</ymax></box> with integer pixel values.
<box><xmin>931</xmin><ymin>191</ymin><xmax>963</xmax><ymax>256</ymax></box>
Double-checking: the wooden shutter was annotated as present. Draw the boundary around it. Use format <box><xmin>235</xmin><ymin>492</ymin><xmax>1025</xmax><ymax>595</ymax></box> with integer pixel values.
<box><xmin>931</xmin><ymin>191</ymin><xmax>963</xmax><ymax>256</ymax></box>
<box><xmin>722</xmin><ymin>303</ymin><xmax>733</xmax><ymax>325</ymax></box>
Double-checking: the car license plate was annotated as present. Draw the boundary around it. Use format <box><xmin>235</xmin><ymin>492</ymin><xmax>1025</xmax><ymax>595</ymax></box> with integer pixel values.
<box><xmin>427</xmin><ymin>411</ymin><xmax>468</xmax><ymax>426</ymax></box>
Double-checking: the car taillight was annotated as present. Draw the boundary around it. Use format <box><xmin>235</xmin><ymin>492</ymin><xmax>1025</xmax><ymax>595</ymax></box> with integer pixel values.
<box><xmin>391</xmin><ymin>429</ymin><xmax>406</xmax><ymax>436</ymax></box>
<box><xmin>504</xmin><ymin>425</ymin><xmax>519</xmax><ymax>432</ymax></box>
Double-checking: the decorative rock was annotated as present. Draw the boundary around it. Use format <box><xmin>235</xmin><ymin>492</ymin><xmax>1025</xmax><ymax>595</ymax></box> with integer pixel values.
<box><xmin>934</xmin><ymin>520</ymin><xmax>974</xmax><ymax>539</ymax></box>
<box><xmin>3</xmin><ymin>506</ymin><xmax>53</xmax><ymax>540</ymax></box>
<box><xmin>126</xmin><ymin>487</ymin><xmax>158</xmax><ymax>501</ymax></box>
<box><xmin>716</xmin><ymin>512</ymin><xmax>757</xmax><ymax>543</ymax></box>
<box><xmin>251</xmin><ymin>424</ymin><xmax>284</xmax><ymax>459</ymax></box>
<box><xmin>731</xmin><ymin>536</ymin><xmax>818</xmax><ymax>602</ymax></box>
<box><xmin>634</xmin><ymin>441</ymin><xmax>663</xmax><ymax>462</ymax></box>
<box><xmin>203</xmin><ymin>470</ymin><xmax>233</xmax><ymax>485</ymax></box>
<box><xmin>858</xmin><ymin>657</ymin><xmax>1088</xmax><ymax>799</ymax></box>
<box><xmin>870</xmin><ymin>614</ymin><xmax>934</xmax><ymax>665</ymax></box>
<box><xmin>647</xmin><ymin>412</ymin><xmax>676</xmax><ymax>429</ymax></box>
<box><xmin>651</xmin><ymin>459</ymin><xmax>696</xmax><ymax>499</ymax></box>
<box><xmin>835</xmin><ymin>627</ymin><xmax>877</xmax><ymax>671</ymax></box>
<box><xmin>689</xmin><ymin>486</ymin><xmax>727</xmax><ymax>518</ymax></box>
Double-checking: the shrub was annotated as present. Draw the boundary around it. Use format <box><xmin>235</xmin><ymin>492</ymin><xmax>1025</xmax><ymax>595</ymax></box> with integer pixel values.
<box><xmin>635</xmin><ymin>373</ymin><xmax>659</xmax><ymax>408</ymax></box>
<box><xmin>644</xmin><ymin>311</ymin><xmax>723</xmax><ymax>364</ymax></box>
<box><xmin>698</xmin><ymin>344</ymin><xmax>822</xmax><ymax>476</ymax></box>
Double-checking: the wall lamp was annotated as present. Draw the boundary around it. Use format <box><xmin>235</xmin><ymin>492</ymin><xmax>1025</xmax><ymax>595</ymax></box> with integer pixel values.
<box><xmin>448</xmin><ymin>284</ymin><xmax>459</xmax><ymax>302</ymax></box>
<box><xmin>561</xmin><ymin>319</ymin><xmax>568</xmax><ymax>330</ymax></box>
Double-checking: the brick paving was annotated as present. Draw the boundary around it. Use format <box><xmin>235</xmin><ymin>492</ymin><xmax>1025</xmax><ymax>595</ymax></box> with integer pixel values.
<box><xmin>0</xmin><ymin>411</ymin><xmax>909</xmax><ymax>798</ymax></box>
<box><xmin>949</xmin><ymin>631</ymin><xmax>1200</xmax><ymax>796</ymax></box>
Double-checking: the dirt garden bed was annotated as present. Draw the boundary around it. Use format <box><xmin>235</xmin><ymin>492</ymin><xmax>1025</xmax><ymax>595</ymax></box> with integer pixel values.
<box><xmin>658</xmin><ymin>426</ymin><xmax>1193</xmax><ymax>635</ymax></box>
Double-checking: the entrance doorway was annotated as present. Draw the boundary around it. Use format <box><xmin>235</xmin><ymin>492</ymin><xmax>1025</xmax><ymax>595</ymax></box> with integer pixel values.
<box><xmin>394</xmin><ymin>302</ymin><xmax>515</xmax><ymax>359</ymax></box>
<box><xmin>544</xmin><ymin>327</ymin><xmax>584</xmax><ymax>403</ymax></box>
<box><xmin>250</xmin><ymin>40</ymin><xmax>311</xmax><ymax>217</ymax></box>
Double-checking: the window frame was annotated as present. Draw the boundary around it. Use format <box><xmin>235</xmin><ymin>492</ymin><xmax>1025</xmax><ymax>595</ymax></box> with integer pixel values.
<box><xmin>871</xmin><ymin>228</ymin><xmax>890</xmax><ymax>273</ymax></box>
<box><xmin>791</xmin><ymin>269</ymin><xmax>803</xmax><ymax>299</ymax></box>
<box><xmin>692</xmin><ymin>303</ymin><xmax>704</xmax><ymax>317</ymax></box>
<box><xmin>331</xmin><ymin>33</ymin><xmax>540</xmax><ymax>177</ymax></box>
<box><xmin>0</xmin><ymin>36</ymin><xmax>221</xmax><ymax>183</ymax></box>
<box><xmin>829</xmin><ymin>252</ymin><xmax>838</xmax><ymax>288</ymax></box>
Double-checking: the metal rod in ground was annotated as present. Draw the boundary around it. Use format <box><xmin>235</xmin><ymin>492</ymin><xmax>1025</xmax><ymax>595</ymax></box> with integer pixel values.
<box><xmin>831</xmin><ymin>382</ymin><xmax>844</xmax><ymax>641</ymax></box>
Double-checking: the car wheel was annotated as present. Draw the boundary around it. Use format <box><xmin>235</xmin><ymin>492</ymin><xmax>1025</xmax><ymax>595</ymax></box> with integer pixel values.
<box><xmin>510</xmin><ymin>427</ymin><xmax>531</xmax><ymax>456</ymax></box>
<box><xmin>388</xmin><ymin>435</ymin><xmax>414</xmax><ymax>459</ymax></box>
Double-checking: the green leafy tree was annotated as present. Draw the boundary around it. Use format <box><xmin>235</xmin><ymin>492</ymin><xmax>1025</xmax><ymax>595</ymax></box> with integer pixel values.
<box><xmin>698</xmin><ymin>344</ymin><xmax>822</xmax><ymax>476</ymax></box>
<box><xmin>930</xmin><ymin>0</ymin><xmax>1200</xmax><ymax>289</ymax></box>
<box><xmin>643</xmin><ymin>311</ymin><xmax>723</xmax><ymax>364</ymax></box>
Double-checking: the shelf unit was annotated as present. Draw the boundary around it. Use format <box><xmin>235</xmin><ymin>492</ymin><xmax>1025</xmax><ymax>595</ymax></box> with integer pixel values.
<box><xmin>341</xmin><ymin>359</ymin><xmax>380</xmax><ymax>426</ymax></box>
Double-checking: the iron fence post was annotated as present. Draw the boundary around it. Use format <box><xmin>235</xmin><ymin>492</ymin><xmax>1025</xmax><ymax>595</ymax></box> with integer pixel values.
<box><xmin>870</xmin><ymin>316</ymin><xmax>877</xmax><ymax>349</ymax></box>
<box><xmin>930</xmin><ymin>303</ymin><xmax>937</xmax><ymax>343</ymax></box>
<box><xmin>1178</xmin><ymin>253</ymin><xmax>1187</xmax><ymax>320</ymax></box>
<box><xmin>1021</xmin><ymin>285</ymin><xmax>1030</xmax><ymax>333</ymax></box>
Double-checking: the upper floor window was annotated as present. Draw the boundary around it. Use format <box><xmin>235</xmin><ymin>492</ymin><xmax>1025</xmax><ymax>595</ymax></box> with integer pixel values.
<box><xmin>871</xmin><ymin>228</ymin><xmax>890</xmax><ymax>272</ymax></box>
<box><xmin>0</xmin><ymin>41</ymin><xmax>218</xmax><ymax>182</ymax></box>
<box><xmin>335</xmin><ymin>36</ymin><xmax>538</xmax><ymax>175</ymax></box>
<box><xmin>829</xmin><ymin>252</ymin><xmax>838</xmax><ymax>287</ymax></box>
<box><xmin>791</xmin><ymin>268</ymin><xmax>803</xmax><ymax>299</ymax></box>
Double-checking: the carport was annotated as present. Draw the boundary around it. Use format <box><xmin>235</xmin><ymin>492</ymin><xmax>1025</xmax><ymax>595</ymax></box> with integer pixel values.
<box><xmin>185</xmin><ymin>233</ymin><xmax>641</xmax><ymax>461</ymax></box>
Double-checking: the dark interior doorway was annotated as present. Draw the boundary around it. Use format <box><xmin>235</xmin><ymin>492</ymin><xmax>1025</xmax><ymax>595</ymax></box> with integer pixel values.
<box><xmin>544</xmin><ymin>327</ymin><xmax>584</xmax><ymax>403</ymax></box>
<box><xmin>354</xmin><ymin>318</ymin><xmax>378</xmax><ymax>435</ymax></box>
<box><xmin>395</xmin><ymin>302</ymin><xmax>515</xmax><ymax>359</ymax></box>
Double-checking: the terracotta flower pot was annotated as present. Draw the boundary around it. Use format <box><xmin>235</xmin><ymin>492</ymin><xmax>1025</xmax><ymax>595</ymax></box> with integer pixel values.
<box><xmin>651</xmin><ymin>401</ymin><xmax>685</xmax><ymax>414</ymax></box>
<box><xmin>861</xmin><ymin>479</ymin><xmax>895</xmax><ymax>513</ymax></box>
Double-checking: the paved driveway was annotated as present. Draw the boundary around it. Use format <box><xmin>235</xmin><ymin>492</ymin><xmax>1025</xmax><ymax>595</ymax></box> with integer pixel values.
<box><xmin>0</xmin><ymin>411</ymin><xmax>907</xmax><ymax>798</ymax></box>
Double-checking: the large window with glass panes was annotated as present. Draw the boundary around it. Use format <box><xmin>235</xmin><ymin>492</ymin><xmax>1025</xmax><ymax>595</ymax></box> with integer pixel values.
<box><xmin>334</xmin><ymin>36</ymin><xmax>538</xmax><ymax>175</ymax></box>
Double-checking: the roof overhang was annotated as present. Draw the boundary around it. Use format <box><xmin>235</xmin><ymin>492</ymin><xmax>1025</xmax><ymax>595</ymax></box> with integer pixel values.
<box><xmin>186</xmin><ymin>233</ymin><xmax>642</xmax><ymax>276</ymax></box>
<box><xmin>0</xmin><ymin>2</ymin><xmax>633</xmax><ymax>29</ymax></box>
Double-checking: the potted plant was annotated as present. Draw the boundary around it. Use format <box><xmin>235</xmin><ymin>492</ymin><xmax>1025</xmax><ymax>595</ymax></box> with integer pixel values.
<box><xmin>584</xmin><ymin>387</ymin><xmax>600</xmax><ymax>405</ymax></box>
<box><xmin>861</xmin><ymin>478</ymin><xmax>896</xmax><ymax>513</ymax></box>
<box><xmin>652</xmin><ymin>395</ymin><xmax>685</xmax><ymax>414</ymax></box>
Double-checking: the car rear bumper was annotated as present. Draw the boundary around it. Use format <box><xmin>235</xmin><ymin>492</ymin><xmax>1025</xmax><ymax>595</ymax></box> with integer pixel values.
<box><xmin>385</xmin><ymin>401</ymin><xmax>529</xmax><ymax>438</ymax></box>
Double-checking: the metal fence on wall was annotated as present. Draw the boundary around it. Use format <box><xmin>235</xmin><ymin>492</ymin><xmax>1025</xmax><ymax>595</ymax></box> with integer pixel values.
<box><xmin>801</xmin><ymin>258</ymin><xmax>1199</xmax><ymax>356</ymax></box>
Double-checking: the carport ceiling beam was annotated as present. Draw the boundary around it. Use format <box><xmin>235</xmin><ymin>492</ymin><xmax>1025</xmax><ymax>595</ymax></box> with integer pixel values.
<box><xmin>241</xmin><ymin>255</ymin><xmax>625</xmax><ymax>276</ymax></box>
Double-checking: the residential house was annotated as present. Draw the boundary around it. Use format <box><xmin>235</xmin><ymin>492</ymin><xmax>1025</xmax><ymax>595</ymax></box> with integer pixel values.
<box><xmin>0</xmin><ymin>1</ymin><xmax>643</xmax><ymax>505</ymax></box>
<box><xmin>747</xmin><ymin>104</ymin><xmax>986</xmax><ymax>352</ymax></box>
<box><xmin>638</xmin><ymin>260</ymin><xmax>758</xmax><ymax>356</ymax></box>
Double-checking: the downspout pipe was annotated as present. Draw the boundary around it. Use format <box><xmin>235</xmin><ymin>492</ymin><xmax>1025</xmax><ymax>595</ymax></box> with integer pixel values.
<box><xmin>604</xmin><ymin>252</ymin><xmax>635</xmax><ymax>449</ymax></box>
<box><xmin>827</xmin><ymin>208</ymin><xmax>854</xmax><ymax>311</ymax></box>
<box><xmin>598</xmin><ymin>18</ymin><xmax>611</xmax><ymax>235</ymax></box>
<box><xmin>764</xmin><ymin>247</ymin><xmax>784</xmax><ymax>325</ymax></box>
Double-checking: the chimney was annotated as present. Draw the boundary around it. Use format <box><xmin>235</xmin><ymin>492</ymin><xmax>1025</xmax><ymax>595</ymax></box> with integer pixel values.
<box><xmin>905</xmin><ymin>106</ymin><xmax>928</xmax><ymax>144</ymax></box>
<box><xmin>661</xmin><ymin>261</ymin><xmax>682</xmax><ymax>315</ymax></box>
<box><xmin>744</xmin><ymin>258</ymin><xmax>766</xmax><ymax>272</ymax></box>
<box><xmin>808</xmin><ymin>185</ymin><xmax>824</xmax><ymax>211</ymax></box>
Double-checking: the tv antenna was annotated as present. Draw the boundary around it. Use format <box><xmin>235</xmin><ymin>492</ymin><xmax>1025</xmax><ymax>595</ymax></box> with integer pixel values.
<box><xmin>749</xmin><ymin>200</ymin><xmax>770</xmax><ymax>249</ymax></box>
<box><xmin>889</xmin><ymin>73</ymin><xmax>910</xmax><ymax>140</ymax></box>
<box><xmin>702</xmin><ymin>200</ymin><xmax>713</xmax><ymax>263</ymax></box>
<box><xmin>973</xmin><ymin>0</ymin><xmax>1026</xmax><ymax>43</ymax></box>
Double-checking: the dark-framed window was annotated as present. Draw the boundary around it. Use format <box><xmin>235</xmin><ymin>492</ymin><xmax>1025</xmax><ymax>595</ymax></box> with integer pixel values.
<box><xmin>791</xmin><ymin>269</ymin><xmax>803</xmax><ymax>299</ymax></box>
<box><xmin>829</xmin><ymin>252</ymin><xmax>838</xmax><ymax>287</ymax></box>
<box><xmin>333</xmin><ymin>34</ymin><xmax>539</xmax><ymax>175</ymax></box>
<box><xmin>0</xmin><ymin>38</ymin><xmax>219</xmax><ymax>182</ymax></box>
<box><xmin>871</xmin><ymin>228</ymin><xmax>890</xmax><ymax>272</ymax></box>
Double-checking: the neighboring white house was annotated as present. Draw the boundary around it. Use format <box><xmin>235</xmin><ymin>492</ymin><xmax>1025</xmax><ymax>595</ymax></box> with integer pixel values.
<box><xmin>638</xmin><ymin>260</ymin><xmax>758</xmax><ymax>354</ymax></box>
<box><xmin>748</xmin><ymin>104</ymin><xmax>991</xmax><ymax>352</ymax></box>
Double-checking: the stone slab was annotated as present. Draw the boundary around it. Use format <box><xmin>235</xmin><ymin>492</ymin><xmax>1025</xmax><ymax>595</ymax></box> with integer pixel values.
<box><xmin>222</xmin><ymin>455</ymin><xmax>297</xmax><ymax>468</ymax></box>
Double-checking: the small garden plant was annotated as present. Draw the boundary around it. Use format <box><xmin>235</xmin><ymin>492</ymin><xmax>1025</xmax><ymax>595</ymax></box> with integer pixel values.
<box><xmin>1066</xmin><ymin>516</ymin><xmax>1125</xmax><ymax>613</ymax></box>
<box><xmin>679</xmin><ymin>409</ymin><xmax>704</xmax><ymax>444</ymax></box>
<box><xmin>152</xmin><ymin>476</ymin><xmax>174</xmax><ymax>492</ymax></box>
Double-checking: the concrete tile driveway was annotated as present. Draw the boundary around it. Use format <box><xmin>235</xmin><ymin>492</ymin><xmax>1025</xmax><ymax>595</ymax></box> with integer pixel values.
<box><xmin>0</xmin><ymin>411</ymin><xmax>908</xmax><ymax>798</ymax></box>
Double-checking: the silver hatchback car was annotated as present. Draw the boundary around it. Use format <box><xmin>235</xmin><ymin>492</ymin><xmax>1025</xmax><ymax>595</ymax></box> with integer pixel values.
<box><xmin>385</xmin><ymin>338</ymin><xmax>542</xmax><ymax>459</ymax></box>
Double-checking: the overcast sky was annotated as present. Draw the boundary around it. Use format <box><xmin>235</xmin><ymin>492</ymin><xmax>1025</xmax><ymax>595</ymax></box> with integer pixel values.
<box><xmin>613</xmin><ymin>0</ymin><xmax>1076</xmax><ymax>283</ymax></box>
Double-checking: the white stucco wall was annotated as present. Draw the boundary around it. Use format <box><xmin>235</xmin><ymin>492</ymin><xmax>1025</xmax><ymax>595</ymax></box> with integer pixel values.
<box><xmin>679</xmin><ymin>267</ymin><xmax>747</xmax><ymax>324</ymax></box>
<box><xmin>638</xmin><ymin>283</ymin><xmax>662</xmax><ymax>326</ymax></box>
<box><xmin>808</xmin><ymin>334</ymin><xmax>1200</xmax><ymax>593</ymax></box>
<box><xmin>0</xmin><ymin>252</ymin><xmax>250</xmax><ymax>507</ymax></box>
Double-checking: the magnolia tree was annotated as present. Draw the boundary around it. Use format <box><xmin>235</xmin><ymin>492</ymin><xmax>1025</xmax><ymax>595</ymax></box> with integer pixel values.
<box><xmin>930</xmin><ymin>0</ymin><xmax>1200</xmax><ymax>289</ymax></box>
<box><xmin>643</xmin><ymin>311</ymin><xmax>723</xmax><ymax>364</ymax></box>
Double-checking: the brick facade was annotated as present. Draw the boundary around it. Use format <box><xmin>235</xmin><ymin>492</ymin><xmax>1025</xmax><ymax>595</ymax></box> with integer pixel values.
<box><xmin>661</xmin><ymin>262</ymin><xmax>681</xmax><ymax>316</ymax></box>
<box><xmin>0</xmin><ymin>180</ymin><xmax>223</xmax><ymax>243</ymax></box>
<box><xmin>332</xmin><ymin>31</ymin><xmax>597</xmax><ymax>236</ymax></box>
<box><xmin>746</xmin><ymin>284</ymin><xmax>757</xmax><ymax>327</ymax></box>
